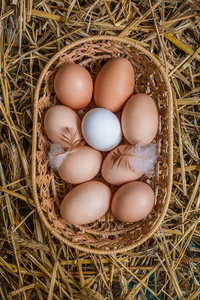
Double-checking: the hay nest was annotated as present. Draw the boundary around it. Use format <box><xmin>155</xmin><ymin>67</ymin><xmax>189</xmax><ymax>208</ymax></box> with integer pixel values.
<box><xmin>0</xmin><ymin>1</ymin><xmax>199</xmax><ymax>299</ymax></box>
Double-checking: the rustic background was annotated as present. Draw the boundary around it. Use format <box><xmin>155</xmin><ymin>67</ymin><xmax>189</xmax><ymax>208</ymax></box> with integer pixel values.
<box><xmin>0</xmin><ymin>1</ymin><xmax>200</xmax><ymax>299</ymax></box>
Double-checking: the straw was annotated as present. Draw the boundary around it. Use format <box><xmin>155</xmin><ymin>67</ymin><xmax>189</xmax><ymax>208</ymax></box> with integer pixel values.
<box><xmin>0</xmin><ymin>1</ymin><xmax>199</xmax><ymax>299</ymax></box>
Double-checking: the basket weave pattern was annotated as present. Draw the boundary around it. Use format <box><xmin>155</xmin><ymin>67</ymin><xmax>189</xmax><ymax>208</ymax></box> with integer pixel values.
<box><xmin>32</xmin><ymin>36</ymin><xmax>173</xmax><ymax>254</ymax></box>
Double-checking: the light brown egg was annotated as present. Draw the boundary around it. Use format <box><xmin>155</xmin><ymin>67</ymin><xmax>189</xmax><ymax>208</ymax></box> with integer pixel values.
<box><xmin>58</xmin><ymin>146</ymin><xmax>102</xmax><ymax>184</ymax></box>
<box><xmin>94</xmin><ymin>58</ymin><xmax>135</xmax><ymax>112</ymax></box>
<box><xmin>60</xmin><ymin>181</ymin><xmax>112</xmax><ymax>225</ymax></box>
<box><xmin>111</xmin><ymin>181</ymin><xmax>155</xmax><ymax>223</ymax></box>
<box><xmin>101</xmin><ymin>145</ymin><xmax>143</xmax><ymax>185</ymax></box>
<box><xmin>121</xmin><ymin>94</ymin><xmax>159</xmax><ymax>146</ymax></box>
<box><xmin>44</xmin><ymin>105</ymin><xmax>82</xmax><ymax>146</ymax></box>
<box><xmin>54</xmin><ymin>63</ymin><xmax>93</xmax><ymax>109</ymax></box>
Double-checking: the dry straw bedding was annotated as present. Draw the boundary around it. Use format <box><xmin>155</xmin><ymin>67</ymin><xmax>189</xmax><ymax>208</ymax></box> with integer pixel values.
<box><xmin>0</xmin><ymin>0</ymin><xmax>200</xmax><ymax>299</ymax></box>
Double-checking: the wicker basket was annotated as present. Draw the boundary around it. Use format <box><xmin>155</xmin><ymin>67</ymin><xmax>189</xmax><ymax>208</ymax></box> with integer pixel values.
<box><xmin>32</xmin><ymin>36</ymin><xmax>173</xmax><ymax>254</ymax></box>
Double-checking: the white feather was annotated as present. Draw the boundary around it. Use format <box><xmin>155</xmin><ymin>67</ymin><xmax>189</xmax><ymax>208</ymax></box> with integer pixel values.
<box><xmin>130</xmin><ymin>144</ymin><xmax>157</xmax><ymax>176</ymax></box>
<box><xmin>48</xmin><ymin>143</ymin><xmax>69</xmax><ymax>170</ymax></box>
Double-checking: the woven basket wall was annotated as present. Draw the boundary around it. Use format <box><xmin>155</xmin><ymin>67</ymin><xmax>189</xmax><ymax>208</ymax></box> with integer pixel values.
<box><xmin>32</xmin><ymin>36</ymin><xmax>173</xmax><ymax>254</ymax></box>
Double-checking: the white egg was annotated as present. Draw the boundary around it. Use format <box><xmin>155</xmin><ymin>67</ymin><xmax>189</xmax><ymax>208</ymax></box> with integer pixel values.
<box><xmin>81</xmin><ymin>108</ymin><xmax>122</xmax><ymax>151</ymax></box>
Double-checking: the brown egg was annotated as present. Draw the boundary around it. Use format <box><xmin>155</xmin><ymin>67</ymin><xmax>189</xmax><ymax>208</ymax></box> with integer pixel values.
<box><xmin>44</xmin><ymin>105</ymin><xmax>82</xmax><ymax>146</ymax></box>
<box><xmin>101</xmin><ymin>145</ymin><xmax>143</xmax><ymax>185</ymax></box>
<box><xmin>58</xmin><ymin>146</ymin><xmax>102</xmax><ymax>184</ymax></box>
<box><xmin>111</xmin><ymin>181</ymin><xmax>155</xmax><ymax>223</ymax></box>
<box><xmin>121</xmin><ymin>94</ymin><xmax>159</xmax><ymax>146</ymax></box>
<box><xmin>54</xmin><ymin>64</ymin><xmax>93</xmax><ymax>109</ymax></box>
<box><xmin>60</xmin><ymin>181</ymin><xmax>112</xmax><ymax>225</ymax></box>
<box><xmin>94</xmin><ymin>58</ymin><xmax>135</xmax><ymax>112</ymax></box>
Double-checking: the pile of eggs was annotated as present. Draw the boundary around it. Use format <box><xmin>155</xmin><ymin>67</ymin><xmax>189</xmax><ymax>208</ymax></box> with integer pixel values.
<box><xmin>44</xmin><ymin>57</ymin><xmax>159</xmax><ymax>226</ymax></box>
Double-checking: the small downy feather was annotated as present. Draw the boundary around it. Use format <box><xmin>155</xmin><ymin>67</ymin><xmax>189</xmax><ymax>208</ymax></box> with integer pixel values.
<box><xmin>48</xmin><ymin>140</ymin><xmax>85</xmax><ymax>170</ymax></box>
<box><xmin>111</xmin><ymin>143</ymin><xmax>157</xmax><ymax>176</ymax></box>
<box><xmin>130</xmin><ymin>143</ymin><xmax>157</xmax><ymax>176</ymax></box>
<box><xmin>48</xmin><ymin>127</ymin><xmax>84</xmax><ymax>170</ymax></box>
<box><xmin>48</xmin><ymin>143</ymin><xmax>69</xmax><ymax>170</ymax></box>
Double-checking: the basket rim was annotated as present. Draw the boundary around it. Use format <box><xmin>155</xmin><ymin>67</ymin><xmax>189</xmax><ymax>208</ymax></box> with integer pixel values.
<box><xmin>31</xmin><ymin>35</ymin><xmax>173</xmax><ymax>254</ymax></box>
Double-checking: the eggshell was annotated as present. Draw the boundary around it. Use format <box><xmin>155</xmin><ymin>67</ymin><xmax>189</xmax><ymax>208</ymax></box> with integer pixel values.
<box><xmin>54</xmin><ymin>64</ymin><xmax>93</xmax><ymax>109</ymax></box>
<box><xmin>44</xmin><ymin>105</ymin><xmax>82</xmax><ymax>146</ymax></box>
<box><xmin>121</xmin><ymin>94</ymin><xmax>159</xmax><ymax>145</ymax></box>
<box><xmin>60</xmin><ymin>181</ymin><xmax>112</xmax><ymax>225</ymax></box>
<box><xmin>81</xmin><ymin>108</ymin><xmax>122</xmax><ymax>151</ymax></box>
<box><xmin>94</xmin><ymin>57</ymin><xmax>135</xmax><ymax>112</ymax></box>
<box><xmin>58</xmin><ymin>146</ymin><xmax>102</xmax><ymax>184</ymax></box>
<box><xmin>101</xmin><ymin>145</ymin><xmax>143</xmax><ymax>185</ymax></box>
<box><xmin>111</xmin><ymin>181</ymin><xmax>155</xmax><ymax>223</ymax></box>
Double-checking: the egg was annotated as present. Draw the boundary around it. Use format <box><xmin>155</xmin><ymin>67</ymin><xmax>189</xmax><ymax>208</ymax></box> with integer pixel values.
<box><xmin>94</xmin><ymin>57</ymin><xmax>135</xmax><ymax>112</ymax></box>
<box><xmin>121</xmin><ymin>94</ymin><xmax>159</xmax><ymax>146</ymax></box>
<box><xmin>44</xmin><ymin>105</ymin><xmax>82</xmax><ymax>146</ymax></box>
<box><xmin>101</xmin><ymin>145</ymin><xmax>143</xmax><ymax>185</ymax></box>
<box><xmin>58</xmin><ymin>146</ymin><xmax>102</xmax><ymax>184</ymax></box>
<box><xmin>111</xmin><ymin>181</ymin><xmax>155</xmax><ymax>223</ymax></box>
<box><xmin>81</xmin><ymin>108</ymin><xmax>122</xmax><ymax>151</ymax></box>
<box><xmin>60</xmin><ymin>181</ymin><xmax>112</xmax><ymax>225</ymax></box>
<box><xmin>54</xmin><ymin>63</ymin><xmax>93</xmax><ymax>109</ymax></box>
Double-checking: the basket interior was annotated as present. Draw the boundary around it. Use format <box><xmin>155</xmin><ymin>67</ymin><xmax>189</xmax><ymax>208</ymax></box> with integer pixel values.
<box><xmin>36</xmin><ymin>40</ymin><xmax>170</xmax><ymax>251</ymax></box>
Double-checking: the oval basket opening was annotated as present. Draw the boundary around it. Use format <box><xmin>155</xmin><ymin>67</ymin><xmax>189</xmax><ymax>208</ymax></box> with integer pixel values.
<box><xmin>32</xmin><ymin>36</ymin><xmax>173</xmax><ymax>254</ymax></box>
